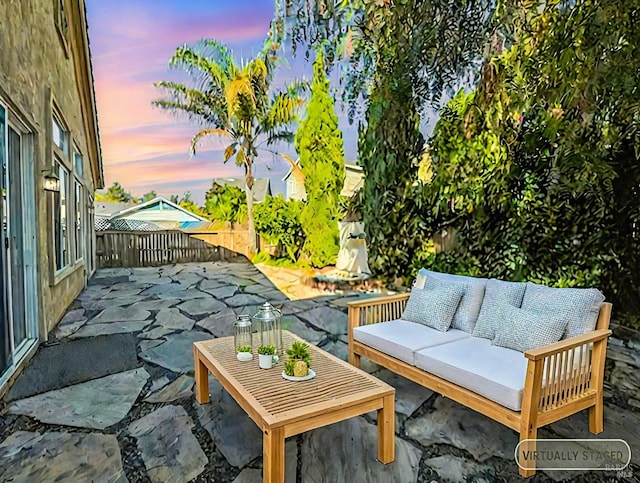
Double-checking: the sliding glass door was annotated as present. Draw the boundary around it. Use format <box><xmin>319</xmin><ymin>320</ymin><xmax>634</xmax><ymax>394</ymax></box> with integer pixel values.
<box><xmin>0</xmin><ymin>105</ymin><xmax>9</xmax><ymax>375</ymax></box>
<box><xmin>0</xmin><ymin>103</ymin><xmax>38</xmax><ymax>381</ymax></box>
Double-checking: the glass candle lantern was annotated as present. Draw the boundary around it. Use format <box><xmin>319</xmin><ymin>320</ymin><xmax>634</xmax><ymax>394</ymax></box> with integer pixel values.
<box><xmin>253</xmin><ymin>302</ymin><xmax>283</xmax><ymax>355</ymax></box>
<box><xmin>234</xmin><ymin>315</ymin><xmax>253</xmax><ymax>352</ymax></box>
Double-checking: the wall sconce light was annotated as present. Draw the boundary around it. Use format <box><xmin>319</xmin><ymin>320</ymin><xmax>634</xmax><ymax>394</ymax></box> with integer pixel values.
<box><xmin>42</xmin><ymin>168</ymin><xmax>60</xmax><ymax>192</ymax></box>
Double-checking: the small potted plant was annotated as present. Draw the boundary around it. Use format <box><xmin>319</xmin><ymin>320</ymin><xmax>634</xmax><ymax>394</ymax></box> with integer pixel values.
<box><xmin>236</xmin><ymin>345</ymin><xmax>253</xmax><ymax>362</ymax></box>
<box><xmin>257</xmin><ymin>344</ymin><xmax>278</xmax><ymax>369</ymax></box>
<box><xmin>284</xmin><ymin>341</ymin><xmax>311</xmax><ymax>378</ymax></box>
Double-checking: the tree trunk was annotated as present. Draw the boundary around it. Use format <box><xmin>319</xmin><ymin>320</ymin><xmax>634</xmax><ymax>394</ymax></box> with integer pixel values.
<box><xmin>244</xmin><ymin>166</ymin><xmax>257</xmax><ymax>256</ymax></box>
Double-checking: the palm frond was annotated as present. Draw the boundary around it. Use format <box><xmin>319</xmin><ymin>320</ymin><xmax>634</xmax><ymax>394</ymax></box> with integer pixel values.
<box><xmin>190</xmin><ymin>128</ymin><xmax>230</xmax><ymax>155</ymax></box>
<box><xmin>259</xmin><ymin>80</ymin><xmax>308</xmax><ymax>133</ymax></box>
<box><xmin>154</xmin><ymin>80</ymin><xmax>228</xmax><ymax>127</ymax></box>
<box><xmin>276</xmin><ymin>152</ymin><xmax>305</xmax><ymax>187</ymax></box>
<box><xmin>167</xmin><ymin>41</ymin><xmax>240</xmax><ymax>113</ymax></box>
<box><xmin>264</xmin><ymin>130</ymin><xmax>295</xmax><ymax>145</ymax></box>
<box><xmin>225</xmin><ymin>76</ymin><xmax>257</xmax><ymax>121</ymax></box>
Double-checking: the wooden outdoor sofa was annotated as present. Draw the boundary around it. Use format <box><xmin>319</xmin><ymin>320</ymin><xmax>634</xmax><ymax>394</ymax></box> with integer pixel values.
<box><xmin>347</xmin><ymin>282</ymin><xmax>612</xmax><ymax>478</ymax></box>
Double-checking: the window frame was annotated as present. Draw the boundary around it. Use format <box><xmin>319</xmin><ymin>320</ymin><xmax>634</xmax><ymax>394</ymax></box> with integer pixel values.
<box><xmin>53</xmin><ymin>0</ymin><xmax>70</xmax><ymax>56</ymax></box>
<box><xmin>73</xmin><ymin>177</ymin><xmax>83</xmax><ymax>263</ymax></box>
<box><xmin>50</xmin><ymin>107</ymin><xmax>74</xmax><ymax>279</ymax></box>
<box><xmin>54</xmin><ymin>159</ymin><xmax>70</xmax><ymax>273</ymax></box>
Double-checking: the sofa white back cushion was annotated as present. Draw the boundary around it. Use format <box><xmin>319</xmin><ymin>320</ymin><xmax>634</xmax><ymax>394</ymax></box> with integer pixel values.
<box><xmin>353</xmin><ymin>319</ymin><xmax>470</xmax><ymax>366</ymax></box>
<box><xmin>521</xmin><ymin>282</ymin><xmax>605</xmax><ymax>339</ymax></box>
<box><xmin>402</xmin><ymin>280</ymin><xmax>465</xmax><ymax>332</ymax></box>
<box><xmin>415</xmin><ymin>337</ymin><xmax>528</xmax><ymax>411</ymax></box>
<box><xmin>472</xmin><ymin>279</ymin><xmax>527</xmax><ymax>339</ymax></box>
<box><xmin>417</xmin><ymin>269</ymin><xmax>487</xmax><ymax>333</ymax></box>
<box><xmin>492</xmin><ymin>304</ymin><xmax>568</xmax><ymax>352</ymax></box>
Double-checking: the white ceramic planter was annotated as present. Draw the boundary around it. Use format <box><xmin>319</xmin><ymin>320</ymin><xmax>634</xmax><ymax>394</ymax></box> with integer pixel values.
<box><xmin>258</xmin><ymin>354</ymin><xmax>278</xmax><ymax>369</ymax></box>
<box><xmin>237</xmin><ymin>352</ymin><xmax>253</xmax><ymax>362</ymax></box>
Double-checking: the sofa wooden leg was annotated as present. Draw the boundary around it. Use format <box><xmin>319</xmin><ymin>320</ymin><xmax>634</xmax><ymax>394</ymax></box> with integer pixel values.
<box><xmin>348</xmin><ymin>351</ymin><xmax>361</xmax><ymax>369</ymax></box>
<box><xmin>518</xmin><ymin>425</ymin><xmax>537</xmax><ymax>477</ymax></box>
<box><xmin>588</xmin><ymin>395</ymin><xmax>604</xmax><ymax>434</ymax></box>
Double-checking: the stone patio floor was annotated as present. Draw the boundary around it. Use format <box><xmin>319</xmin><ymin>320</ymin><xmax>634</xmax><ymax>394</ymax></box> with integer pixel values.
<box><xmin>0</xmin><ymin>260</ymin><xmax>638</xmax><ymax>482</ymax></box>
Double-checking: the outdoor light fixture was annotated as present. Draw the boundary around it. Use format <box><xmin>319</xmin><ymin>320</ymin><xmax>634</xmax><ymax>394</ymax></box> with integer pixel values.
<box><xmin>42</xmin><ymin>168</ymin><xmax>60</xmax><ymax>192</ymax></box>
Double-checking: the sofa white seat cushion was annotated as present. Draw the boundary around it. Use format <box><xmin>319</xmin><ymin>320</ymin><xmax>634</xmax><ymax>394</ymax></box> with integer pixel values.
<box><xmin>415</xmin><ymin>337</ymin><xmax>528</xmax><ymax>411</ymax></box>
<box><xmin>353</xmin><ymin>319</ymin><xmax>470</xmax><ymax>366</ymax></box>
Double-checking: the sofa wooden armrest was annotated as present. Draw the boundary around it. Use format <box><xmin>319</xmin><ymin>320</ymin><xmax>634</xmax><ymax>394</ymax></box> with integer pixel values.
<box><xmin>347</xmin><ymin>293</ymin><xmax>410</xmax><ymax>328</ymax></box>
<box><xmin>348</xmin><ymin>296</ymin><xmax>613</xmax><ymax>478</ymax></box>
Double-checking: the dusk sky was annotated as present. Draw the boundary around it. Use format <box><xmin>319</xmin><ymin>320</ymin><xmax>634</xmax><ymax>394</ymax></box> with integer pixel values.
<box><xmin>85</xmin><ymin>0</ymin><xmax>358</xmax><ymax>203</ymax></box>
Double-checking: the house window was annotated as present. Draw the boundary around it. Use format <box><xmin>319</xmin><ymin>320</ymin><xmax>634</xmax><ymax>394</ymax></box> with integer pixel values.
<box><xmin>54</xmin><ymin>0</ymin><xmax>69</xmax><ymax>51</ymax></box>
<box><xmin>74</xmin><ymin>179</ymin><xmax>83</xmax><ymax>261</ymax></box>
<box><xmin>74</xmin><ymin>148</ymin><xmax>83</xmax><ymax>178</ymax></box>
<box><xmin>52</xmin><ymin>116</ymin><xmax>67</xmax><ymax>154</ymax></box>
<box><xmin>55</xmin><ymin>162</ymin><xmax>69</xmax><ymax>271</ymax></box>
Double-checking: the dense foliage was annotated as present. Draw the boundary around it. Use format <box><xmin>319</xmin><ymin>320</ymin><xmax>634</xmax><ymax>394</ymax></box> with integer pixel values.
<box><xmin>204</xmin><ymin>183</ymin><xmax>247</xmax><ymax>223</ymax></box>
<box><xmin>425</xmin><ymin>0</ymin><xmax>640</xmax><ymax>323</ymax></box>
<box><xmin>153</xmin><ymin>31</ymin><xmax>306</xmax><ymax>254</ymax></box>
<box><xmin>95</xmin><ymin>182</ymin><xmax>136</xmax><ymax>203</ymax></box>
<box><xmin>254</xmin><ymin>195</ymin><xmax>305</xmax><ymax>262</ymax></box>
<box><xmin>295</xmin><ymin>52</ymin><xmax>345</xmax><ymax>267</ymax></box>
<box><xmin>359</xmin><ymin>82</ymin><xmax>428</xmax><ymax>281</ymax></box>
<box><xmin>278</xmin><ymin>0</ymin><xmax>495</xmax><ymax>276</ymax></box>
<box><xmin>280</xmin><ymin>0</ymin><xmax>492</xmax><ymax>120</ymax></box>
<box><xmin>354</xmin><ymin>0</ymin><xmax>493</xmax><ymax>281</ymax></box>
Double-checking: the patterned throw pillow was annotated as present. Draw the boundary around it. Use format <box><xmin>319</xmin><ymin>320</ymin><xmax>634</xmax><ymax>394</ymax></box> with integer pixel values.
<box><xmin>492</xmin><ymin>304</ymin><xmax>568</xmax><ymax>352</ymax></box>
<box><xmin>473</xmin><ymin>279</ymin><xmax>527</xmax><ymax>339</ymax></box>
<box><xmin>401</xmin><ymin>283</ymin><xmax>465</xmax><ymax>332</ymax></box>
<box><xmin>417</xmin><ymin>269</ymin><xmax>487</xmax><ymax>333</ymax></box>
<box><xmin>521</xmin><ymin>282</ymin><xmax>605</xmax><ymax>339</ymax></box>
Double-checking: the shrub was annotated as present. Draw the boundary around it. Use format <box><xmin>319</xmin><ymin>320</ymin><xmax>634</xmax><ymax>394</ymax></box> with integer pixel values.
<box><xmin>295</xmin><ymin>51</ymin><xmax>345</xmax><ymax>267</ymax></box>
<box><xmin>204</xmin><ymin>183</ymin><xmax>247</xmax><ymax>223</ymax></box>
<box><xmin>254</xmin><ymin>195</ymin><xmax>305</xmax><ymax>262</ymax></box>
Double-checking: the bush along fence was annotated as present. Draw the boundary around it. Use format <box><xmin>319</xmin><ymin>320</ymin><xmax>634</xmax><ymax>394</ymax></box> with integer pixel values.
<box><xmin>95</xmin><ymin>230</ymin><xmax>246</xmax><ymax>268</ymax></box>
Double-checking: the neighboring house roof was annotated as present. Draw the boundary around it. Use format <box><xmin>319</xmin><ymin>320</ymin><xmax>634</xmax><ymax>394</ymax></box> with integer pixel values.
<box><xmin>94</xmin><ymin>201</ymin><xmax>136</xmax><ymax>217</ymax></box>
<box><xmin>282</xmin><ymin>160</ymin><xmax>361</xmax><ymax>182</ymax></box>
<box><xmin>109</xmin><ymin>196</ymin><xmax>208</xmax><ymax>223</ymax></box>
<box><xmin>212</xmin><ymin>178</ymin><xmax>271</xmax><ymax>203</ymax></box>
<box><xmin>282</xmin><ymin>160</ymin><xmax>364</xmax><ymax>198</ymax></box>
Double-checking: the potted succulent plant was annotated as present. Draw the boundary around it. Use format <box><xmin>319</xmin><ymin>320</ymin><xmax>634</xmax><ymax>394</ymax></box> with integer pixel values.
<box><xmin>257</xmin><ymin>344</ymin><xmax>278</xmax><ymax>369</ymax></box>
<box><xmin>236</xmin><ymin>345</ymin><xmax>253</xmax><ymax>362</ymax></box>
<box><xmin>284</xmin><ymin>341</ymin><xmax>311</xmax><ymax>378</ymax></box>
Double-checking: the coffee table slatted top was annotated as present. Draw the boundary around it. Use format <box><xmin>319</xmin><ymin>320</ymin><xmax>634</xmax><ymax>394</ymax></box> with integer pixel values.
<box><xmin>194</xmin><ymin>331</ymin><xmax>394</xmax><ymax>428</ymax></box>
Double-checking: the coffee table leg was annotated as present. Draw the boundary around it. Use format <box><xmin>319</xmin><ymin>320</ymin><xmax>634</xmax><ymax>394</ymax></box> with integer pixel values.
<box><xmin>193</xmin><ymin>350</ymin><xmax>210</xmax><ymax>404</ymax></box>
<box><xmin>377</xmin><ymin>394</ymin><xmax>395</xmax><ymax>463</ymax></box>
<box><xmin>263</xmin><ymin>427</ymin><xmax>285</xmax><ymax>483</ymax></box>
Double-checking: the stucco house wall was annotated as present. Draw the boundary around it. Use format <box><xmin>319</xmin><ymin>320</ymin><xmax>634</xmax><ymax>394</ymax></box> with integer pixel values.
<box><xmin>0</xmin><ymin>0</ymin><xmax>103</xmax><ymax>395</ymax></box>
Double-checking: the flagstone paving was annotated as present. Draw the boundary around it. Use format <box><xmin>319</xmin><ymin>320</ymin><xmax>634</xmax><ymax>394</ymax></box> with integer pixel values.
<box><xmin>1</xmin><ymin>259</ymin><xmax>638</xmax><ymax>482</ymax></box>
<box><xmin>128</xmin><ymin>405</ymin><xmax>207</xmax><ymax>483</ymax></box>
<box><xmin>6</xmin><ymin>368</ymin><xmax>149</xmax><ymax>429</ymax></box>
<box><xmin>0</xmin><ymin>431</ymin><xmax>127</xmax><ymax>482</ymax></box>
<box><xmin>143</xmin><ymin>375</ymin><xmax>194</xmax><ymax>403</ymax></box>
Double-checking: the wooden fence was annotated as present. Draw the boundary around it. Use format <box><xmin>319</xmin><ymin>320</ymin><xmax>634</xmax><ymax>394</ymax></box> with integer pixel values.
<box><xmin>96</xmin><ymin>230</ymin><xmax>246</xmax><ymax>268</ymax></box>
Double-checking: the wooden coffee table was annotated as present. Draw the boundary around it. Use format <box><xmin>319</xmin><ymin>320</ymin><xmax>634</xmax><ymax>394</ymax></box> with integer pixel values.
<box><xmin>193</xmin><ymin>330</ymin><xmax>395</xmax><ymax>482</ymax></box>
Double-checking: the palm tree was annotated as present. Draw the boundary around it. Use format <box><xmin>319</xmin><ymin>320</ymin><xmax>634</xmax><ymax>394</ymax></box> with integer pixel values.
<box><xmin>153</xmin><ymin>38</ymin><xmax>306</xmax><ymax>254</ymax></box>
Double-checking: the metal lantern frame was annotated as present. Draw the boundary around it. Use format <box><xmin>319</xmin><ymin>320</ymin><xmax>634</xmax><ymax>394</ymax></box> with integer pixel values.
<box><xmin>253</xmin><ymin>302</ymin><xmax>283</xmax><ymax>355</ymax></box>
<box><xmin>233</xmin><ymin>314</ymin><xmax>253</xmax><ymax>352</ymax></box>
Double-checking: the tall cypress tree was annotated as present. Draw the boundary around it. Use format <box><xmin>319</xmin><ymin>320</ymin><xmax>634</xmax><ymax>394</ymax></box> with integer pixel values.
<box><xmin>295</xmin><ymin>51</ymin><xmax>345</xmax><ymax>267</ymax></box>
